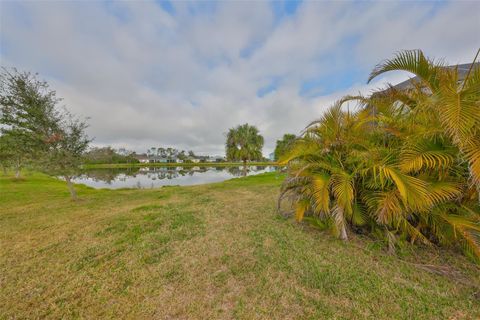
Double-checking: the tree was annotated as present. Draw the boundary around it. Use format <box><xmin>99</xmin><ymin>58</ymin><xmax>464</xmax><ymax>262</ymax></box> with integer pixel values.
<box><xmin>0</xmin><ymin>68</ymin><xmax>62</xmax><ymax>178</ymax></box>
<box><xmin>367</xmin><ymin>49</ymin><xmax>480</xmax><ymax>186</ymax></box>
<box><xmin>178</xmin><ymin>150</ymin><xmax>187</xmax><ymax>160</ymax></box>
<box><xmin>279</xmin><ymin>50</ymin><xmax>480</xmax><ymax>261</ymax></box>
<box><xmin>157</xmin><ymin>147</ymin><xmax>166</xmax><ymax>157</ymax></box>
<box><xmin>83</xmin><ymin>147</ymin><xmax>138</xmax><ymax>164</ymax></box>
<box><xmin>147</xmin><ymin>147</ymin><xmax>157</xmax><ymax>157</ymax></box>
<box><xmin>39</xmin><ymin>113</ymin><xmax>91</xmax><ymax>200</ymax></box>
<box><xmin>0</xmin><ymin>68</ymin><xmax>91</xmax><ymax>198</ymax></box>
<box><xmin>0</xmin><ymin>134</ymin><xmax>15</xmax><ymax>175</ymax></box>
<box><xmin>226</xmin><ymin>123</ymin><xmax>264</xmax><ymax>175</ymax></box>
<box><xmin>274</xmin><ymin>133</ymin><xmax>296</xmax><ymax>161</ymax></box>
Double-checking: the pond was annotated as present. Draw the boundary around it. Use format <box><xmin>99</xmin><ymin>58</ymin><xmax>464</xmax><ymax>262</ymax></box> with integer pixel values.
<box><xmin>72</xmin><ymin>165</ymin><xmax>279</xmax><ymax>189</ymax></box>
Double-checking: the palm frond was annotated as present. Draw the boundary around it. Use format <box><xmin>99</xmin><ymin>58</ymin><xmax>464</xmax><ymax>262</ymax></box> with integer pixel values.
<box><xmin>462</xmin><ymin>137</ymin><xmax>480</xmax><ymax>185</ymax></box>
<box><xmin>330</xmin><ymin>172</ymin><xmax>354</xmax><ymax>214</ymax></box>
<box><xmin>311</xmin><ymin>173</ymin><xmax>331</xmax><ymax>214</ymax></box>
<box><xmin>295</xmin><ymin>200</ymin><xmax>308</xmax><ymax>222</ymax></box>
<box><xmin>400</xmin><ymin>140</ymin><xmax>455</xmax><ymax>173</ymax></box>
<box><xmin>368</xmin><ymin>50</ymin><xmax>443</xmax><ymax>91</ymax></box>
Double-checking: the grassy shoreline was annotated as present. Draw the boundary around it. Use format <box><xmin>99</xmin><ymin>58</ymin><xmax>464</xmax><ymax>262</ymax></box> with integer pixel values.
<box><xmin>1</xmin><ymin>172</ymin><xmax>479</xmax><ymax>319</ymax></box>
<box><xmin>82</xmin><ymin>161</ymin><xmax>277</xmax><ymax>169</ymax></box>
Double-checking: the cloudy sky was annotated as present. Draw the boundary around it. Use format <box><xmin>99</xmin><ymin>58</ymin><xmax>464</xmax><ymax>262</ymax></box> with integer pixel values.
<box><xmin>1</xmin><ymin>0</ymin><xmax>479</xmax><ymax>155</ymax></box>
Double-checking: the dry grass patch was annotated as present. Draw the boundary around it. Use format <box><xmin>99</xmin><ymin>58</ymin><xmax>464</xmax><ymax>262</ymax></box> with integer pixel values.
<box><xmin>1</xmin><ymin>172</ymin><xmax>479</xmax><ymax>319</ymax></box>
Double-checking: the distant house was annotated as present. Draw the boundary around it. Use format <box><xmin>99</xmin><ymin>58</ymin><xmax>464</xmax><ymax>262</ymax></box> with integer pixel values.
<box><xmin>370</xmin><ymin>62</ymin><xmax>480</xmax><ymax>121</ymax></box>
<box><xmin>134</xmin><ymin>154</ymin><xmax>150</xmax><ymax>163</ymax></box>
<box><xmin>387</xmin><ymin>63</ymin><xmax>479</xmax><ymax>92</ymax></box>
<box><xmin>147</xmin><ymin>155</ymin><xmax>182</xmax><ymax>163</ymax></box>
<box><xmin>186</xmin><ymin>157</ymin><xmax>201</xmax><ymax>163</ymax></box>
<box><xmin>206</xmin><ymin>156</ymin><xmax>225</xmax><ymax>163</ymax></box>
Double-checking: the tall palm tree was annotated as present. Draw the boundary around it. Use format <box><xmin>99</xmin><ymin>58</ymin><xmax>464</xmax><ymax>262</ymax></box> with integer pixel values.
<box><xmin>226</xmin><ymin>123</ymin><xmax>264</xmax><ymax>175</ymax></box>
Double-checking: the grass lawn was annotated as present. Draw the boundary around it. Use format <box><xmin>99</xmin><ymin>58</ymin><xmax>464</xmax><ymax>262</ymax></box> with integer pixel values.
<box><xmin>1</xmin><ymin>172</ymin><xmax>479</xmax><ymax>319</ymax></box>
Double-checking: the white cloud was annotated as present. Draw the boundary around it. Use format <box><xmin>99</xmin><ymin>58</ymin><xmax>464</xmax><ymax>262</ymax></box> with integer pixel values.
<box><xmin>1</xmin><ymin>0</ymin><xmax>478</xmax><ymax>155</ymax></box>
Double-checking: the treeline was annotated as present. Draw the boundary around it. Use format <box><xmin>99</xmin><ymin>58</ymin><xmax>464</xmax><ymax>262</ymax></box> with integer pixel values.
<box><xmin>83</xmin><ymin>147</ymin><xmax>139</xmax><ymax>164</ymax></box>
<box><xmin>146</xmin><ymin>147</ymin><xmax>196</xmax><ymax>159</ymax></box>
<box><xmin>0</xmin><ymin>68</ymin><xmax>90</xmax><ymax>199</ymax></box>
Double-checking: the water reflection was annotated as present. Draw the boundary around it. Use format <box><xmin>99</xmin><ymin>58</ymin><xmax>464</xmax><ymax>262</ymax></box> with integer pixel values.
<box><xmin>73</xmin><ymin>166</ymin><xmax>278</xmax><ymax>189</ymax></box>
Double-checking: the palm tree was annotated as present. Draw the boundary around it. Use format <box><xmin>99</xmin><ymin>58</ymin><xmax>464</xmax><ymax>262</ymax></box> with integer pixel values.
<box><xmin>368</xmin><ymin>49</ymin><xmax>480</xmax><ymax>185</ymax></box>
<box><xmin>279</xmin><ymin>50</ymin><xmax>480</xmax><ymax>260</ymax></box>
<box><xmin>274</xmin><ymin>133</ymin><xmax>297</xmax><ymax>161</ymax></box>
<box><xmin>226</xmin><ymin>123</ymin><xmax>264</xmax><ymax>175</ymax></box>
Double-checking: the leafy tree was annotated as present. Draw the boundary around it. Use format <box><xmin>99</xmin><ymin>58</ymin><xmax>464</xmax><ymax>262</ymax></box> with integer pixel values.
<box><xmin>39</xmin><ymin>113</ymin><xmax>91</xmax><ymax>199</ymax></box>
<box><xmin>83</xmin><ymin>147</ymin><xmax>138</xmax><ymax>164</ymax></box>
<box><xmin>0</xmin><ymin>68</ymin><xmax>91</xmax><ymax>198</ymax></box>
<box><xmin>274</xmin><ymin>133</ymin><xmax>296</xmax><ymax>161</ymax></box>
<box><xmin>226</xmin><ymin>123</ymin><xmax>264</xmax><ymax>174</ymax></box>
<box><xmin>157</xmin><ymin>147</ymin><xmax>166</xmax><ymax>157</ymax></box>
<box><xmin>147</xmin><ymin>147</ymin><xmax>157</xmax><ymax>157</ymax></box>
<box><xmin>0</xmin><ymin>68</ymin><xmax>61</xmax><ymax>178</ymax></box>
<box><xmin>177</xmin><ymin>150</ymin><xmax>187</xmax><ymax>160</ymax></box>
<box><xmin>0</xmin><ymin>134</ymin><xmax>15</xmax><ymax>175</ymax></box>
<box><xmin>279</xmin><ymin>50</ymin><xmax>480</xmax><ymax>261</ymax></box>
<box><xmin>0</xmin><ymin>133</ymin><xmax>23</xmax><ymax>176</ymax></box>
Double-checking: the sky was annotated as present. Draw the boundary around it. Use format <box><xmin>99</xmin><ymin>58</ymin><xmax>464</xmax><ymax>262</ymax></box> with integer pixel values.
<box><xmin>1</xmin><ymin>0</ymin><xmax>479</xmax><ymax>156</ymax></box>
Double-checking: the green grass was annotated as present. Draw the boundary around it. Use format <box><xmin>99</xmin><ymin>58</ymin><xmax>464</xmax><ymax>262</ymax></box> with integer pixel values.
<box><xmin>1</xmin><ymin>172</ymin><xmax>479</xmax><ymax>319</ymax></box>
<box><xmin>82</xmin><ymin>161</ymin><xmax>276</xmax><ymax>169</ymax></box>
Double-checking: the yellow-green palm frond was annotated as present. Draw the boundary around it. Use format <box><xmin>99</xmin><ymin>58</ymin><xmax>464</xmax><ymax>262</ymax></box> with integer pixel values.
<box><xmin>442</xmin><ymin>213</ymin><xmax>480</xmax><ymax>260</ymax></box>
<box><xmin>365</xmin><ymin>190</ymin><xmax>403</xmax><ymax>225</ymax></box>
<box><xmin>400</xmin><ymin>140</ymin><xmax>455</xmax><ymax>173</ymax></box>
<box><xmin>278</xmin><ymin>137</ymin><xmax>322</xmax><ymax>165</ymax></box>
<box><xmin>330</xmin><ymin>172</ymin><xmax>354</xmax><ymax>214</ymax></box>
<box><xmin>424</xmin><ymin>181</ymin><xmax>462</xmax><ymax>207</ymax></box>
<box><xmin>295</xmin><ymin>199</ymin><xmax>309</xmax><ymax>222</ymax></box>
<box><xmin>350</xmin><ymin>202</ymin><xmax>368</xmax><ymax>226</ymax></box>
<box><xmin>437</xmin><ymin>79</ymin><xmax>480</xmax><ymax>143</ymax></box>
<box><xmin>461</xmin><ymin>136</ymin><xmax>480</xmax><ymax>185</ymax></box>
<box><xmin>367</xmin><ymin>162</ymin><xmax>429</xmax><ymax>211</ymax></box>
<box><xmin>311</xmin><ymin>173</ymin><xmax>331</xmax><ymax>214</ymax></box>
<box><xmin>397</xmin><ymin>216</ymin><xmax>432</xmax><ymax>245</ymax></box>
<box><xmin>463</xmin><ymin>62</ymin><xmax>480</xmax><ymax>89</ymax></box>
<box><xmin>378</xmin><ymin>85</ymin><xmax>418</xmax><ymax>110</ymax></box>
<box><xmin>385</xmin><ymin>167</ymin><xmax>429</xmax><ymax>210</ymax></box>
<box><xmin>368</xmin><ymin>49</ymin><xmax>444</xmax><ymax>91</ymax></box>
<box><xmin>305</xmin><ymin>102</ymin><xmax>344</xmax><ymax>132</ymax></box>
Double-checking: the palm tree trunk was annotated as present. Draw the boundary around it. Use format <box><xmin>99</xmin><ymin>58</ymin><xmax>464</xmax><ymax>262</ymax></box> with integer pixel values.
<box><xmin>242</xmin><ymin>159</ymin><xmax>247</xmax><ymax>176</ymax></box>
<box><xmin>339</xmin><ymin>223</ymin><xmax>348</xmax><ymax>241</ymax></box>
<box><xmin>65</xmin><ymin>176</ymin><xmax>77</xmax><ymax>200</ymax></box>
<box><xmin>336</xmin><ymin>206</ymin><xmax>348</xmax><ymax>241</ymax></box>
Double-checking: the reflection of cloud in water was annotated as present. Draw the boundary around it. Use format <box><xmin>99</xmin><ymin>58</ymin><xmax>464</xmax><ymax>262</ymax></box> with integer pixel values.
<box><xmin>72</xmin><ymin>166</ymin><xmax>278</xmax><ymax>189</ymax></box>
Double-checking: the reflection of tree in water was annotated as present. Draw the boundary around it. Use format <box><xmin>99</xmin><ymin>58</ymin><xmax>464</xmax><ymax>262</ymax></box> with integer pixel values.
<box><xmin>227</xmin><ymin>166</ymin><xmax>264</xmax><ymax>177</ymax></box>
<box><xmin>226</xmin><ymin>165</ymin><xmax>276</xmax><ymax>177</ymax></box>
<box><xmin>79</xmin><ymin>166</ymin><xmax>277</xmax><ymax>184</ymax></box>
<box><xmin>226</xmin><ymin>166</ymin><xmax>244</xmax><ymax>177</ymax></box>
<box><xmin>78</xmin><ymin>167</ymin><xmax>141</xmax><ymax>184</ymax></box>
